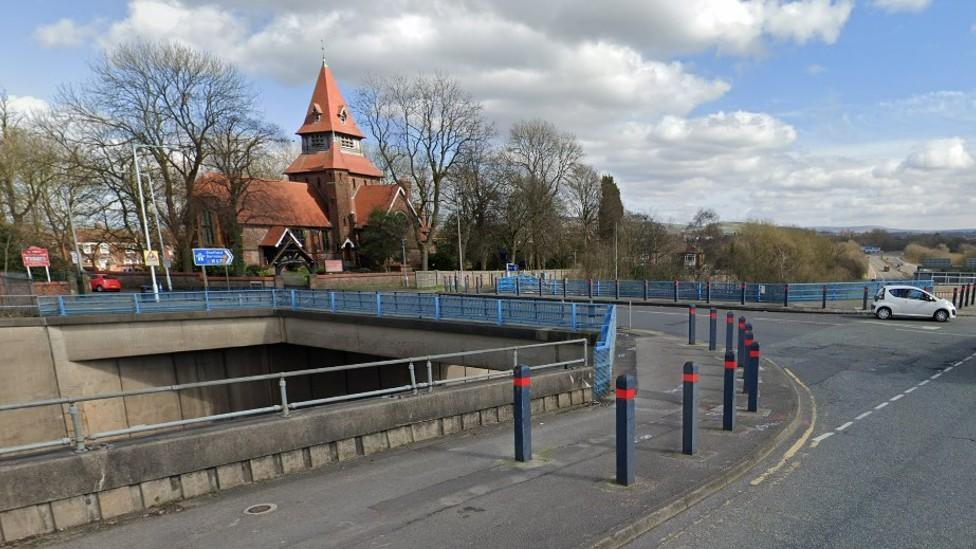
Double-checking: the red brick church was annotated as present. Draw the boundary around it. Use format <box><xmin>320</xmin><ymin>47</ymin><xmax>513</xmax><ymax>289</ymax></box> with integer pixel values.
<box><xmin>196</xmin><ymin>61</ymin><xmax>419</xmax><ymax>271</ymax></box>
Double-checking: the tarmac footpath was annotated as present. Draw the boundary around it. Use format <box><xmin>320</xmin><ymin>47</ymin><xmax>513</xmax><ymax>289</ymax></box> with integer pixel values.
<box><xmin>32</xmin><ymin>330</ymin><xmax>803</xmax><ymax>549</ymax></box>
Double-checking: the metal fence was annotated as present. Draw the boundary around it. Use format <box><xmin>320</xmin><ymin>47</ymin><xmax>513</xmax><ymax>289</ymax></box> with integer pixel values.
<box><xmin>36</xmin><ymin>290</ymin><xmax>611</xmax><ymax>331</ymax></box>
<box><xmin>0</xmin><ymin>339</ymin><xmax>589</xmax><ymax>457</ymax></box>
<box><xmin>0</xmin><ymin>294</ymin><xmax>38</xmax><ymax>316</ymax></box>
<box><xmin>915</xmin><ymin>272</ymin><xmax>976</xmax><ymax>285</ymax></box>
<box><xmin>496</xmin><ymin>277</ymin><xmax>935</xmax><ymax>306</ymax></box>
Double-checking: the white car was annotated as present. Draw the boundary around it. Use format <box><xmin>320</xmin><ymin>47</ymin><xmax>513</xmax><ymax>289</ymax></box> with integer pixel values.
<box><xmin>872</xmin><ymin>285</ymin><xmax>956</xmax><ymax>322</ymax></box>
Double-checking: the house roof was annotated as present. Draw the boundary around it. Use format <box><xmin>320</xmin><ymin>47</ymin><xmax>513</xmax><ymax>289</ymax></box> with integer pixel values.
<box><xmin>259</xmin><ymin>226</ymin><xmax>287</xmax><ymax>247</ymax></box>
<box><xmin>353</xmin><ymin>184</ymin><xmax>421</xmax><ymax>228</ymax></box>
<box><xmin>284</xmin><ymin>149</ymin><xmax>384</xmax><ymax>178</ymax></box>
<box><xmin>295</xmin><ymin>63</ymin><xmax>364</xmax><ymax>138</ymax></box>
<box><xmin>196</xmin><ymin>174</ymin><xmax>331</xmax><ymax>228</ymax></box>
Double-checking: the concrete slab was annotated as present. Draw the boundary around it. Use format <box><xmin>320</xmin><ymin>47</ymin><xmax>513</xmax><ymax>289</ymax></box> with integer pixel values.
<box><xmin>280</xmin><ymin>449</ymin><xmax>308</xmax><ymax>474</ymax></box>
<box><xmin>51</xmin><ymin>494</ymin><xmax>100</xmax><ymax>531</ymax></box>
<box><xmin>336</xmin><ymin>438</ymin><xmax>358</xmax><ymax>462</ymax></box>
<box><xmin>0</xmin><ymin>503</ymin><xmax>54</xmax><ymax>541</ymax></box>
<box><xmin>249</xmin><ymin>456</ymin><xmax>279</xmax><ymax>482</ymax></box>
<box><xmin>139</xmin><ymin>478</ymin><xmax>181</xmax><ymax>508</ymax></box>
<box><xmin>215</xmin><ymin>464</ymin><xmax>247</xmax><ymax>490</ymax></box>
<box><xmin>179</xmin><ymin>471</ymin><xmax>215</xmax><ymax>499</ymax></box>
<box><xmin>96</xmin><ymin>485</ymin><xmax>142</xmax><ymax>520</ymax></box>
<box><xmin>309</xmin><ymin>443</ymin><xmax>337</xmax><ymax>468</ymax></box>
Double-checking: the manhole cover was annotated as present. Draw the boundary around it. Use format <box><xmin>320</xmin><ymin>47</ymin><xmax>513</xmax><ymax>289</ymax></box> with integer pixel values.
<box><xmin>243</xmin><ymin>503</ymin><xmax>277</xmax><ymax>516</ymax></box>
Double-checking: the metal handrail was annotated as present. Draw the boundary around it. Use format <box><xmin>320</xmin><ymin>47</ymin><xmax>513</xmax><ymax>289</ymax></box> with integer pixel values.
<box><xmin>0</xmin><ymin>338</ymin><xmax>589</xmax><ymax>457</ymax></box>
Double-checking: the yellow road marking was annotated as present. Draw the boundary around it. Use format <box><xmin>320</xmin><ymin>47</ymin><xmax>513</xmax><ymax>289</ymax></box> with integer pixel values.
<box><xmin>750</xmin><ymin>365</ymin><xmax>817</xmax><ymax>485</ymax></box>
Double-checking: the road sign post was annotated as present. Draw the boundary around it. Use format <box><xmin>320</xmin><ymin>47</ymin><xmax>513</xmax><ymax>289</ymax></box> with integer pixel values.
<box><xmin>193</xmin><ymin>248</ymin><xmax>234</xmax><ymax>293</ymax></box>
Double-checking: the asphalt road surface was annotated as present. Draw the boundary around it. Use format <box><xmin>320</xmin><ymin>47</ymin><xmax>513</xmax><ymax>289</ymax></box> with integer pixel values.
<box><xmin>625</xmin><ymin>305</ymin><xmax>976</xmax><ymax>548</ymax></box>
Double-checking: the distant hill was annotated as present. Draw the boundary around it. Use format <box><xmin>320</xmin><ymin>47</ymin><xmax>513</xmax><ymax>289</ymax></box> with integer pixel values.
<box><xmin>813</xmin><ymin>226</ymin><xmax>976</xmax><ymax>237</ymax></box>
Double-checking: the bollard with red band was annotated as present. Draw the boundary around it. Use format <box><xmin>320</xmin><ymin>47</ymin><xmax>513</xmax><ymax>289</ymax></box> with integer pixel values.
<box><xmin>737</xmin><ymin>316</ymin><xmax>747</xmax><ymax>368</ymax></box>
<box><xmin>725</xmin><ymin>312</ymin><xmax>735</xmax><ymax>353</ymax></box>
<box><xmin>742</xmin><ymin>326</ymin><xmax>754</xmax><ymax>394</ymax></box>
<box><xmin>682</xmin><ymin>361</ymin><xmax>699</xmax><ymax>455</ymax></box>
<box><xmin>513</xmin><ymin>365</ymin><xmax>532</xmax><ymax>462</ymax></box>
<box><xmin>706</xmin><ymin>281</ymin><xmax>712</xmax><ymax>304</ymax></box>
<box><xmin>953</xmin><ymin>287</ymin><xmax>959</xmax><ymax>308</ymax></box>
<box><xmin>748</xmin><ymin>342</ymin><xmax>760</xmax><ymax>412</ymax></box>
<box><xmin>708</xmin><ymin>307</ymin><xmax>717</xmax><ymax>351</ymax></box>
<box><xmin>688</xmin><ymin>304</ymin><xmax>697</xmax><ymax>345</ymax></box>
<box><xmin>723</xmin><ymin>350</ymin><xmax>736</xmax><ymax>431</ymax></box>
<box><xmin>615</xmin><ymin>374</ymin><xmax>636</xmax><ymax>486</ymax></box>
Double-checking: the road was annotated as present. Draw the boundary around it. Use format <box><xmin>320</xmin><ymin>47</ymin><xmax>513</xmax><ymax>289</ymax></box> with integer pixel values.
<box><xmin>624</xmin><ymin>305</ymin><xmax>976</xmax><ymax>548</ymax></box>
<box><xmin>867</xmin><ymin>253</ymin><xmax>917</xmax><ymax>280</ymax></box>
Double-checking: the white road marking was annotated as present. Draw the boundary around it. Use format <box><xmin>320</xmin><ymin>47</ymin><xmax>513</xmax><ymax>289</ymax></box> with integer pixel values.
<box><xmin>894</xmin><ymin>329</ymin><xmax>972</xmax><ymax>337</ymax></box>
<box><xmin>890</xmin><ymin>394</ymin><xmax>904</xmax><ymax>402</ymax></box>
<box><xmin>754</xmin><ymin>317</ymin><xmax>839</xmax><ymax>326</ymax></box>
<box><xmin>904</xmin><ymin>387</ymin><xmax>917</xmax><ymax>394</ymax></box>
<box><xmin>855</xmin><ymin>411</ymin><xmax>873</xmax><ymax>420</ymax></box>
<box><xmin>944</xmin><ymin>366</ymin><xmax>954</xmax><ymax>372</ymax></box>
<box><xmin>918</xmin><ymin>380</ymin><xmax>930</xmax><ymax>386</ymax></box>
<box><xmin>875</xmin><ymin>402</ymin><xmax>889</xmax><ymax>410</ymax></box>
<box><xmin>931</xmin><ymin>373</ymin><xmax>942</xmax><ymax>379</ymax></box>
<box><xmin>863</xmin><ymin>321</ymin><xmax>939</xmax><ymax>330</ymax></box>
<box><xmin>836</xmin><ymin>421</ymin><xmax>854</xmax><ymax>431</ymax></box>
<box><xmin>811</xmin><ymin>432</ymin><xmax>834</xmax><ymax>444</ymax></box>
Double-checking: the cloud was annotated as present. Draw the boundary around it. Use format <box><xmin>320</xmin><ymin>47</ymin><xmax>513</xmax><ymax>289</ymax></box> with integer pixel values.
<box><xmin>871</xmin><ymin>0</ymin><xmax>932</xmax><ymax>13</ymax></box>
<box><xmin>806</xmin><ymin>64</ymin><xmax>827</xmax><ymax>75</ymax></box>
<box><xmin>33</xmin><ymin>18</ymin><xmax>97</xmax><ymax>48</ymax></box>
<box><xmin>902</xmin><ymin>138</ymin><xmax>975</xmax><ymax>171</ymax></box>
<box><xmin>6</xmin><ymin>95</ymin><xmax>51</xmax><ymax>118</ymax></box>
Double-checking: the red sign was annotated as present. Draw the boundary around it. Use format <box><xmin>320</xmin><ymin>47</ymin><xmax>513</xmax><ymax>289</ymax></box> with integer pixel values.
<box><xmin>324</xmin><ymin>260</ymin><xmax>343</xmax><ymax>273</ymax></box>
<box><xmin>21</xmin><ymin>246</ymin><xmax>50</xmax><ymax>268</ymax></box>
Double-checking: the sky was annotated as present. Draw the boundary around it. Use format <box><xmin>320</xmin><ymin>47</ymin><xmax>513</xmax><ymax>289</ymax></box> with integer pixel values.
<box><xmin>3</xmin><ymin>0</ymin><xmax>975</xmax><ymax>230</ymax></box>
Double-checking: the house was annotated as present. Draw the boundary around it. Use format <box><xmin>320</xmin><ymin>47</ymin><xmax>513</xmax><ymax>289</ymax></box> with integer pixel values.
<box><xmin>194</xmin><ymin>59</ymin><xmax>420</xmax><ymax>271</ymax></box>
<box><xmin>73</xmin><ymin>227</ymin><xmax>174</xmax><ymax>272</ymax></box>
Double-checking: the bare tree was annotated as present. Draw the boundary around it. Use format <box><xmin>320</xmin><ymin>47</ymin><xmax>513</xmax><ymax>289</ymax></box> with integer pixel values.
<box><xmin>564</xmin><ymin>164</ymin><xmax>601</xmax><ymax>261</ymax></box>
<box><xmin>446</xmin><ymin>143</ymin><xmax>505</xmax><ymax>269</ymax></box>
<box><xmin>200</xmin><ymin>113</ymin><xmax>284</xmax><ymax>273</ymax></box>
<box><xmin>504</xmin><ymin>119</ymin><xmax>583</xmax><ymax>268</ymax></box>
<box><xmin>355</xmin><ymin>73</ymin><xmax>493</xmax><ymax>270</ymax></box>
<box><xmin>58</xmin><ymin>42</ymin><xmax>261</xmax><ymax>270</ymax></box>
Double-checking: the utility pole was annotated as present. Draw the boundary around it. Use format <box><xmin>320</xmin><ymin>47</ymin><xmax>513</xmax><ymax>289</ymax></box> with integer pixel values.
<box><xmin>614</xmin><ymin>222</ymin><xmax>619</xmax><ymax>280</ymax></box>
<box><xmin>65</xmin><ymin>189</ymin><xmax>85</xmax><ymax>293</ymax></box>
<box><xmin>401</xmin><ymin>238</ymin><xmax>408</xmax><ymax>287</ymax></box>
<box><xmin>456</xmin><ymin>210</ymin><xmax>464</xmax><ymax>273</ymax></box>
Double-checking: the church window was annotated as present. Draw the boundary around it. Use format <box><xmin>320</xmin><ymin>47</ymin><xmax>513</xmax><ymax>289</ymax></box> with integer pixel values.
<box><xmin>309</xmin><ymin>133</ymin><xmax>327</xmax><ymax>151</ymax></box>
<box><xmin>201</xmin><ymin>210</ymin><xmax>216</xmax><ymax>246</ymax></box>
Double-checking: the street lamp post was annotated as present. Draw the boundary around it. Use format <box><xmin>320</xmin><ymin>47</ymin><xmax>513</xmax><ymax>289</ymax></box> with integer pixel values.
<box><xmin>65</xmin><ymin>189</ymin><xmax>85</xmax><ymax>293</ymax></box>
<box><xmin>143</xmin><ymin>168</ymin><xmax>173</xmax><ymax>291</ymax></box>
<box><xmin>131</xmin><ymin>144</ymin><xmax>160</xmax><ymax>301</ymax></box>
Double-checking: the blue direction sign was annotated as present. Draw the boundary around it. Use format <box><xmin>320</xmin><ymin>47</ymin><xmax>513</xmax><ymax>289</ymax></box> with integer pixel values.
<box><xmin>192</xmin><ymin>248</ymin><xmax>234</xmax><ymax>267</ymax></box>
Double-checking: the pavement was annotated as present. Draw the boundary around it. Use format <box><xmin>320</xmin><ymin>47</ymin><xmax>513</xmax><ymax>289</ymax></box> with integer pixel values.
<box><xmin>27</xmin><ymin>327</ymin><xmax>800</xmax><ymax>549</ymax></box>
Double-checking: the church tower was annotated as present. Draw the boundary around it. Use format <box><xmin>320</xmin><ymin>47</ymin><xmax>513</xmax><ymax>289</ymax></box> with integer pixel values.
<box><xmin>285</xmin><ymin>60</ymin><xmax>384</xmax><ymax>258</ymax></box>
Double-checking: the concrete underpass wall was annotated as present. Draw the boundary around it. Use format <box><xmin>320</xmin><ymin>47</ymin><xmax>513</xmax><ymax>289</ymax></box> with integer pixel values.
<box><xmin>0</xmin><ymin>368</ymin><xmax>593</xmax><ymax>543</ymax></box>
<box><xmin>0</xmin><ymin>311</ymin><xmax>590</xmax><ymax>451</ymax></box>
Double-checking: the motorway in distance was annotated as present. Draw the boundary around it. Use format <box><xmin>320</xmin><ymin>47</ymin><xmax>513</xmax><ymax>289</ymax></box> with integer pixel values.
<box><xmin>625</xmin><ymin>306</ymin><xmax>976</xmax><ymax>549</ymax></box>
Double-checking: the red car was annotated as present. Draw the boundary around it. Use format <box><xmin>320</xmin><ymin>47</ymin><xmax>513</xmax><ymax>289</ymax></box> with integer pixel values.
<box><xmin>90</xmin><ymin>274</ymin><xmax>122</xmax><ymax>292</ymax></box>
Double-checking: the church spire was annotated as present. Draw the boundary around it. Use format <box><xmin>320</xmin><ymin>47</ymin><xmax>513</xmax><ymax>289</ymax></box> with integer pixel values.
<box><xmin>320</xmin><ymin>40</ymin><xmax>327</xmax><ymax>67</ymax></box>
<box><xmin>295</xmin><ymin>62</ymin><xmax>364</xmax><ymax>138</ymax></box>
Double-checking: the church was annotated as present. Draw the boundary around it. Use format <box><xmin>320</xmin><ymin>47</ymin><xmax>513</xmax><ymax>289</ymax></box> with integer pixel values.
<box><xmin>195</xmin><ymin>60</ymin><xmax>419</xmax><ymax>272</ymax></box>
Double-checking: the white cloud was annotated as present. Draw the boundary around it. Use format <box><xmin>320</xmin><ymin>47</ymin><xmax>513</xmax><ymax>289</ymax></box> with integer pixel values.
<box><xmin>902</xmin><ymin>138</ymin><xmax>975</xmax><ymax>171</ymax></box>
<box><xmin>871</xmin><ymin>0</ymin><xmax>932</xmax><ymax>13</ymax></box>
<box><xmin>806</xmin><ymin>64</ymin><xmax>827</xmax><ymax>75</ymax></box>
<box><xmin>7</xmin><ymin>95</ymin><xmax>50</xmax><ymax>118</ymax></box>
<box><xmin>33</xmin><ymin>18</ymin><xmax>97</xmax><ymax>48</ymax></box>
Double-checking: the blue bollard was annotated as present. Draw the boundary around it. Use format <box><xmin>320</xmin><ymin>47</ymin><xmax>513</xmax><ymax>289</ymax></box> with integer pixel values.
<box><xmin>740</xmin><ymin>282</ymin><xmax>746</xmax><ymax>305</ymax></box>
<box><xmin>708</xmin><ymin>307</ymin><xmax>717</xmax><ymax>351</ymax></box>
<box><xmin>737</xmin><ymin>316</ymin><xmax>746</xmax><ymax>368</ymax></box>
<box><xmin>742</xmin><ymin>327</ymin><xmax>754</xmax><ymax>394</ymax></box>
<box><xmin>725</xmin><ymin>312</ymin><xmax>734</xmax><ymax>353</ymax></box>
<box><xmin>682</xmin><ymin>362</ymin><xmax>699</xmax><ymax>455</ymax></box>
<box><xmin>748</xmin><ymin>342</ymin><xmax>760</xmax><ymax>412</ymax></box>
<box><xmin>688</xmin><ymin>304</ymin><xmax>696</xmax><ymax>345</ymax></box>
<box><xmin>615</xmin><ymin>374</ymin><xmax>636</xmax><ymax>485</ymax></box>
<box><xmin>723</xmin><ymin>350</ymin><xmax>736</xmax><ymax>431</ymax></box>
<box><xmin>673</xmin><ymin>280</ymin><xmax>679</xmax><ymax>302</ymax></box>
<box><xmin>822</xmin><ymin>285</ymin><xmax>827</xmax><ymax>309</ymax></box>
<box><xmin>784</xmin><ymin>283</ymin><xmax>789</xmax><ymax>307</ymax></box>
<box><xmin>513</xmin><ymin>365</ymin><xmax>532</xmax><ymax>462</ymax></box>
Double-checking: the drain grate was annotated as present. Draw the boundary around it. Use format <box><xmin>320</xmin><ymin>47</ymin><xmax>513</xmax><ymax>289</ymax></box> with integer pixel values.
<box><xmin>243</xmin><ymin>503</ymin><xmax>277</xmax><ymax>516</ymax></box>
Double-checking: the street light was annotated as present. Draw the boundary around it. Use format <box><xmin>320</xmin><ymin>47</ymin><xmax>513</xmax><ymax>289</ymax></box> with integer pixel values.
<box><xmin>131</xmin><ymin>143</ymin><xmax>184</xmax><ymax>300</ymax></box>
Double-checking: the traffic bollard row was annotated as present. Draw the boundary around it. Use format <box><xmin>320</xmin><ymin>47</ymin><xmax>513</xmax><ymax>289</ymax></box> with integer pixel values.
<box><xmin>682</xmin><ymin>362</ymin><xmax>699</xmax><ymax>455</ymax></box>
<box><xmin>616</xmin><ymin>375</ymin><xmax>636</xmax><ymax>485</ymax></box>
<box><xmin>513</xmin><ymin>365</ymin><xmax>532</xmax><ymax>462</ymax></box>
<box><xmin>688</xmin><ymin>304</ymin><xmax>696</xmax><ymax>345</ymax></box>
<box><xmin>737</xmin><ymin>316</ymin><xmax>746</xmax><ymax>368</ymax></box>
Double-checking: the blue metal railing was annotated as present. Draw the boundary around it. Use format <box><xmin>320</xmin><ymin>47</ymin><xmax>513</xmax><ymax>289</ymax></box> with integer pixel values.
<box><xmin>495</xmin><ymin>277</ymin><xmax>935</xmax><ymax>305</ymax></box>
<box><xmin>37</xmin><ymin>290</ymin><xmax>618</xmax><ymax>397</ymax></box>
